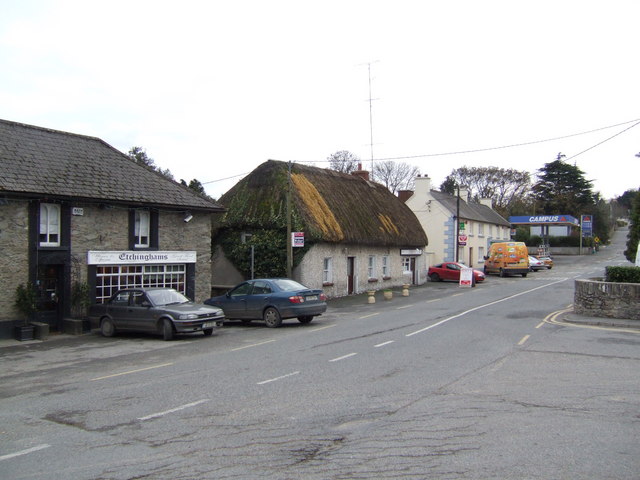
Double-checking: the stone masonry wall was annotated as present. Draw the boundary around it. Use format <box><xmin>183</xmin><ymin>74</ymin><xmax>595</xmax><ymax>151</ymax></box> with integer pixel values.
<box><xmin>0</xmin><ymin>200</ymin><xmax>30</xmax><ymax>322</ymax></box>
<box><xmin>574</xmin><ymin>278</ymin><xmax>640</xmax><ymax>320</ymax></box>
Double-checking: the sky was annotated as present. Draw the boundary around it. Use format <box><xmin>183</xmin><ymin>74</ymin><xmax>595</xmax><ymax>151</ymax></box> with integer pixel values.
<box><xmin>1</xmin><ymin>0</ymin><xmax>638</xmax><ymax>201</ymax></box>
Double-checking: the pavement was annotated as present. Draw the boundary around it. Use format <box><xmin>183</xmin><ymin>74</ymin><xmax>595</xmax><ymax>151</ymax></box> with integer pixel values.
<box><xmin>1</xmin><ymin>282</ymin><xmax>638</xmax><ymax>351</ymax></box>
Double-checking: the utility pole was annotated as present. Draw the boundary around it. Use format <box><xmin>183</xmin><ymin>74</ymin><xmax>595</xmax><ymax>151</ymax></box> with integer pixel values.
<box><xmin>455</xmin><ymin>185</ymin><xmax>460</xmax><ymax>262</ymax></box>
<box><xmin>359</xmin><ymin>61</ymin><xmax>379</xmax><ymax>175</ymax></box>
<box><xmin>286</xmin><ymin>161</ymin><xmax>293</xmax><ymax>278</ymax></box>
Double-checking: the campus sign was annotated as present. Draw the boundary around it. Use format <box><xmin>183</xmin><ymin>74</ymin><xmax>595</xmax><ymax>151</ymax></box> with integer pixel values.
<box><xmin>509</xmin><ymin>215</ymin><xmax>579</xmax><ymax>226</ymax></box>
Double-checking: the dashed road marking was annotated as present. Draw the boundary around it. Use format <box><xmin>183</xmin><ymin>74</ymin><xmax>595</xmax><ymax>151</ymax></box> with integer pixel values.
<box><xmin>138</xmin><ymin>399</ymin><xmax>209</xmax><ymax>421</ymax></box>
<box><xmin>0</xmin><ymin>444</ymin><xmax>50</xmax><ymax>461</ymax></box>
<box><xmin>257</xmin><ymin>371</ymin><xmax>300</xmax><ymax>385</ymax></box>
<box><xmin>90</xmin><ymin>363</ymin><xmax>174</xmax><ymax>381</ymax></box>
<box><xmin>329</xmin><ymin>353</ymin><xmax>358</xmax><ymax>362</ymax></box>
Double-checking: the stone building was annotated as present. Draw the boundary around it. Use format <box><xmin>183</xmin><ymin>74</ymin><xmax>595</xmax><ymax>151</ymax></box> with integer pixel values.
<box><xmin>401</xmin><ymin>175</ymin><xmax>511</xmax><ymax>268</ymax></box>
<box><xmin>211</xmin><ymin>160</ymin><xmax>428</xmax><ymax>297</ymax></box>
<box><xmin>0</xmin><ymin>119</ymin><xmax>224</xmax><ymax>339</ymax></box>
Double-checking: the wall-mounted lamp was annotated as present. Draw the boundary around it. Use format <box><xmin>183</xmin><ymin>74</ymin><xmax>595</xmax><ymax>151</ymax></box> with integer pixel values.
<box><xmin>183</xmin><ymin>212</ymin><xmax>193</xmax><ymax>223</ymax></box>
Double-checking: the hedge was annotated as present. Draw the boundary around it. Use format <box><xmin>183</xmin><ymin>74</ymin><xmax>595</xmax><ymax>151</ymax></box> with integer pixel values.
<box><xmin>605</xmin><ymin>266</ymin><xmax>640</xmax><ymax>283</ymax></box>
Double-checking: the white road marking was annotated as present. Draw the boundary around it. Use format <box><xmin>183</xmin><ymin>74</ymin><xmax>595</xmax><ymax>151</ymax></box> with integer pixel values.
<box><xmin>0</xmin><ymin>444</ymin><xmax>50</xmax><ymax>461</ymax></box>
<box><xmin>138</xmin><ymin>399</ymin><xmax>209</xmax><ymax>421</ymax></box>
<box><xmin>360</xmin><ymin>313</ymin><xmax>380</xmax><ymax>319</ymax></box>
<box><xmin>310</xmin><ymin>324</ymin><xmax>336</xmax><ymax>332</ymax></box>
<box><xmin>231</xmin><ymin>339</ymin><xmax>276</xmax><ymax>351</ymax></box>
<box><xmin>396</xmin><ymin>304</ymin><xmax>413</xmax><ymax>309</ymax></box>
<box><xmin>406</xmin><ymin>278</ymin><xmax>567</xmax><ymax>337</ymax></box>
<box><xmin>329</xmin><ymin>353</ymin><xmax>358</xmax><ymax>362</ymax></box>
<box><xmin>90</xmin><ymin>363</ymin><xmax>174</xmax><ymax>381</ymax></box>
<box><xmin>257</xmin><ymin>371</ymin><xmax>300</xmax><ymax>385</ymax></box>
<box><xmin>374</xmin><ymin>341</ymin><xmax>395</xmax><ymax>348</ymax></box>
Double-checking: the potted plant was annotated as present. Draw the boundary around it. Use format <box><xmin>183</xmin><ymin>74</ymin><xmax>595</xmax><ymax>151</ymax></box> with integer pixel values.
<box><xmin>383</xmin><ymin>288</ymin><xmax>393</xmax><ymax>300</ymax></box>
<box><xmin>14</xmin><ymin>282</ymin><xmax>37</xmax><ymax>341</ymax></box>
<box><xmin>70</xmin><ymin>281</ymin><xmax>92</xmax><ymax>333</ymax></box>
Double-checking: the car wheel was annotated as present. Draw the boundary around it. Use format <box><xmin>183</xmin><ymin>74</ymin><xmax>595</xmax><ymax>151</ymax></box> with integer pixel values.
<box><xmin>429</xmin><ymin>273</ymin><xmax>440</xmax><ymax>282</ymax></box>
<box><xmin>263</xmin><ymin>307</ymin><xmax>282</xmax><ymax>328</ymax></box>
<box><xmin>521</xmin><ymin>272</ymin><xmax>527</xmax><ymax>277</ymax></box>
<box><xmin>161</xmin><ymin>318</ymin><xmax>174</xmax><ymax>341</ymax></box>
<box><xmin>203</xmin><ymin>328</ymin><xmax>213</xmax><ymax>336</ymax></box>
<box><xmin>297</xmin><ymin>316</ymin><xmax>313</xmax><ymax>324</ymax></box>
<box><xmin>499</xmin><ymin>268</ymin><xmax>505</xmax><ymax>277</ymax></box>
<box><xmin>100</xmin><ymin>317</ymin><xmax>115</xmax><ymax>337</ymax></box>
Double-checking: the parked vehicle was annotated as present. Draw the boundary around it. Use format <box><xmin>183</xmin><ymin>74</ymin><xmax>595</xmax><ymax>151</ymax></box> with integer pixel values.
<box><xmin>528</xmin><ymin>256</ymin><xmax>545</xmax><ymax>271</ymax></box>
<box><xmin>538</xmin><ymin>256</ymin><xmax>554</xmax><ymax>269</ymax></box>
<box><xmin>205</xmin><ymin>278</ymin><xmax>327</xmax><ymax>327</ymax></box>
<box><xmin>428</xmin><ymin>262</ymin><xmax>485</xmax><ymax>283</ymax></box>
<box><xmin>483</xmin><ymin>241</ymin><xmax>529</xmax><ymax>277</ymax></box>
<box><xmin>89</xmin><ymin>287</ymin><xmax>225</xmax><ymax>340</ymax></box>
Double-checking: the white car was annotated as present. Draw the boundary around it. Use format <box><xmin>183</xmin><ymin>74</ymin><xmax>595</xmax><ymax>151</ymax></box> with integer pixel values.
<box><xmin>528</xmin><ymin>256</ymin><xmax>545</xmax><ymax>271</ymax></box>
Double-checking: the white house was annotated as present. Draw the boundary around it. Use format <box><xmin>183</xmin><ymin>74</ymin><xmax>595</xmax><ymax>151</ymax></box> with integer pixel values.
<box><xmin>401</xmin><ymin>175</ymin><xmax>511</xmax><ymax>268</ymax></box>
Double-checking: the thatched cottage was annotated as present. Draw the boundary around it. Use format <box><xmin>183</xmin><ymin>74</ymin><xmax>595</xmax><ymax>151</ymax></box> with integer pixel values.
<box><xmin>212</xmin><ymin>160</ymin><xmax>428</xmax><ymax>297</ymax></box>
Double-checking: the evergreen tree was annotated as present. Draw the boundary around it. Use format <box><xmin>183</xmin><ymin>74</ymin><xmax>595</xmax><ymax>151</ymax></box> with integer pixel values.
<box><xmin>624</xmin><ymin>190</ymin><xmax>640</xmax><ymax>262</ymax></box>
<box><xmin>532</xmin><ymin>154</ymin><xmax>595</xmax><ymax>214</ymax></box>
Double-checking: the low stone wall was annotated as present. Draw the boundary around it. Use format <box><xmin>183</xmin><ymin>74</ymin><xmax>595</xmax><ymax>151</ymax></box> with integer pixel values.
<box><xmin>574</xmin><ymin>278</ymin><xmax>640</xmax><ymax>320</ymax></box>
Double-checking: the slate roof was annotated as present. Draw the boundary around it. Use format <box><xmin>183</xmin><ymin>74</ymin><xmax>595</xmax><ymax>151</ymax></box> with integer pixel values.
<box><xmin>0</xmin><ymin>119</ymin><xmax>224</xmax><ymax>211</ymax></box>
<box><xmin>430</xmin><ymin>190</ymin><xmax>510</xmax><ymax>226</ymax></box>
<box><xmin>219</xmin><ymin>160</ymin><xmax>428</xmax><ymax>248</ymax></box>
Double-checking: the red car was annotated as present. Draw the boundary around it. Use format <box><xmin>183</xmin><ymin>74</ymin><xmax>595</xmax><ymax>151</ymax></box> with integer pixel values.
<box><xmin>428</xmin><ymin>262</ymin><xmax>485</xmax><ymax>283</ymax></box>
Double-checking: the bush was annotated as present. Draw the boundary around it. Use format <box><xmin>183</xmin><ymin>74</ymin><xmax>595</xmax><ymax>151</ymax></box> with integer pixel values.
<box><xmin>525</xmin><ymin>235</ymin><xmax>594</xmax><ymax>247</ymax></box>
<box><xmin>605</xmin><ymin>266</ymin><xmax>640</xmax><ymax>283</ymax></box>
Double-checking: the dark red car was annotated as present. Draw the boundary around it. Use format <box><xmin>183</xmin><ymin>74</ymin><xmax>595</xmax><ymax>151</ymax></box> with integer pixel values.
<box><xmin>428</xmin><ymin>262</ymin><xmax>485</xmax><ymax>283</ymax></box>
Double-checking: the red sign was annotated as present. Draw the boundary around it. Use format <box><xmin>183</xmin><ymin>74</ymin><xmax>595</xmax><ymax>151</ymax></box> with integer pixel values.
<box><xmin>292</xmin><ymin>232</ymin><xmax>305</xmax><ymax>247</ymax></box>
<box><xmin>458</xmin><ymin>235</ymin><xmax>468</xmax><ymax>246</ymax></box>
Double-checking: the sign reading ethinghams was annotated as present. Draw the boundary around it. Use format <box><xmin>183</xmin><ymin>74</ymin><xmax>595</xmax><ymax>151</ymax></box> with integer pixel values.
<box><xmin>87</xmin><ymin>251</ymin><xmax>197</xmax><ymax>265</ymax></box>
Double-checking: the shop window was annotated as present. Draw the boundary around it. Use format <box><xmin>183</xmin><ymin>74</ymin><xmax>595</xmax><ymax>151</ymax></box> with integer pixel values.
<box><xmin>39</xmin><ymin>203</ymin><xmax>61</xmax><ymax>246</ymax></box>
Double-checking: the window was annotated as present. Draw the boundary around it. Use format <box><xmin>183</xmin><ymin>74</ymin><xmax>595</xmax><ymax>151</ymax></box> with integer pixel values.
<box><xmin>402</xmin><ymin>257</ymin><xmax>411</xmax><ymax>273</ymax></box>
<box><xmin>468</xmin><ymin>221</ymin><xmax>474</xmax><ymax>236</ymax></box>
<box><xmin>323</xmin><ymin>258</ymin><xmax>333</xmax><ymax>284</ymax></box>
<box><xmin>478</xmin><ymin>246</ymin><xmax>485</xmax><ymax>263</ymax></box>
<box><xmin>134</xmin><ymin>209</ymin><xmax>150</xmax><ymax>248</ymax></box>
<box><xmin>95</xmin><ymin>264</ymin><xmax>186</xmax><ymax>303</ymax></box>
<box><xmin>368</xmin><ymin>255</ymin><xmax>376</xmax><ymax>279</ymax></box>
<box><xmin>39</xmin><ymin>203</ymin><xmax>61</xmax><ymax>246</ymax></box>
<box><xmin>382</xmin><ymin>255</ymin><xmax>390</xmax><ymax>278</ymax></box>
<box><xmin>489</xmin><ymin>225</ymin><xmax>494</xmax><ymax>237</ymax></box>
<box><xmin>478</xmin><ymin>223</ymin><xmax>485</xmax><ymax>237</ymax></box>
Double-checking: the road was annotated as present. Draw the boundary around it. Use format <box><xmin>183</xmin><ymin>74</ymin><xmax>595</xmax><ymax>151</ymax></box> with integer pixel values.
<box><xmin>1</xmin><ymin>230</ymin><xmax>639</xmax><ymax>479</ymax></box>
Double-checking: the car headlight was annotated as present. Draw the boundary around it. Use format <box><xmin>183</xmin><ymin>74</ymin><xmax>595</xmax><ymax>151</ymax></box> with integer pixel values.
<box><xmin>179</xmin><ymin>313</ymin><xmax>198</xmax><ymax>320</ymax></box>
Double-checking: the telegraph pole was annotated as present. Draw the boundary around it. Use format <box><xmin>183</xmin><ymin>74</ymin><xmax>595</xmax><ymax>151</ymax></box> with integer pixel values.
<box><xmin>286</xmin><ymin>161</ymin><xmax>293</xmax><ymax>278</ymax></box>
<box><xmin>359</xmin><ymin>61</ymin><xmax>379</xmax><ymax>175</ymax></box>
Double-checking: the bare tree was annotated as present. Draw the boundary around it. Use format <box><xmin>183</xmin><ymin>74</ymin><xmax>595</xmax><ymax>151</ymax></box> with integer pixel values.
<box><xmin>327</xmin><ymin>150</ymin><xmax>360</xmax><ymax>174</ymax></box>
<box><xmin>373</xmin><ymin>161</ymin><xmax>420</xmax><ymax>194</ymax></box>
<box><xmin>441</xmin><ymin>166</ymin><xmax>531</xmax><ymax>216</ymax></box>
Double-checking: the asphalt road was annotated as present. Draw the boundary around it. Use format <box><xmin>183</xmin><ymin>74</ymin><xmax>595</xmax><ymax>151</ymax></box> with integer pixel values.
<box><xmin>1</xmin><ymin>230</ymin><xmax>639</xmax><ymax>479</ymax></box>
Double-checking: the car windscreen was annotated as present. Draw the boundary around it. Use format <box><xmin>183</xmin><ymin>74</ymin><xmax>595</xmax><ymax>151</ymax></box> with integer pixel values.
<box><xmin>146</xmin><ymin>289</ymin><xmax>190</xmax><ymax>306</ymax></box>
<box><xmin>272</xmin><ymin>279</ymin><xmax>308</xmax><ymax>291</ymax></box>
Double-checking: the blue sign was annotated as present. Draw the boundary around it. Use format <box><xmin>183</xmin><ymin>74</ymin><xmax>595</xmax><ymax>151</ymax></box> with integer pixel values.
<box><xmin>581</xmin><ymin>215</ymin><xmax>593</xmax><ymax>237</ymax></box>
<box><xmin>509</xmin><ymin>215</ymin><xmax>579</xmax><ymax>225</ymax></box>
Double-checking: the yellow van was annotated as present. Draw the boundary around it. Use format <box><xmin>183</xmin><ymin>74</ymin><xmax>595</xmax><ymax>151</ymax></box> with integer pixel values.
<box><xmin>483</xmin><ymin>241</ymin><xmax>529</xmax><ymax>277</ymax></box>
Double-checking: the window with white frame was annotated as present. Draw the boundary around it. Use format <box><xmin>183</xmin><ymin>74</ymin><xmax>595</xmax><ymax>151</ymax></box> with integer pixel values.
<box><xmin>134</xmin><ymin>209</ymin><xmax>150</xmax><ymax>248</ymax></box>
<box><xmin>382</xmin><ymin>255</ymin><xmax>390</xmax><ymax>278</ymax></box>
<box><xmin>95</xmin><ymin>264</ymin><xmax>186</xmax><ymax>303</ymax></box>
<box><xmin>478</xmin><ymin>246</ymin><xmax>485</xmax><ymax>263</ymax></box>
<box><xmin>489</xmin><ymin>224</ymin><xmax>494</xmax><ymax>237</ymax></box>
<box><xmin>368</xmin><ymin>255</ymin><xmax>376</xmax><ymax>279</ymax></box>
<box><xmin>323</xmin><ymin>257</ymin><xmax>333</xmax><ymax>284</ymax></box>
<box><xmin>468</xmin><ymin>221</ymin><xmax>474</xmax><ymax>236</ymax></box>
<box><xmin>39</xmin><ymin>203</ymin><xmax>61</xmax><ymax>246</ymax></box>
<box><xmin>478</xmin><ymin>223</ymin><xmax>485</xmax><ymax>237</ymax></box>
<box><xmin>402</xmin><ymin>257</ymin><xmax>412</xmax><ymax>273</ymax></box>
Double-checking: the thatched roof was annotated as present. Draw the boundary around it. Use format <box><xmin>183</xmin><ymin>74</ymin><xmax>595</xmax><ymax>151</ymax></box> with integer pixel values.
<box><xmin>219</xmin><ymin>160</ymin><xmax>427</xmax><ymax>248</ymax></box>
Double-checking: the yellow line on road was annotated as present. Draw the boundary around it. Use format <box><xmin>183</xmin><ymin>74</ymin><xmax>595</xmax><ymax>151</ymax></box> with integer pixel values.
<box><xmin>90</xmin><ymin>362</ymin><xmax>174</xmax><ymax>381</ymax></box>
<box><xmin>535</xmin><ymin>321</ymin><xmax>545</xmax><ymax>329</ymax></box>
<box><xmin>310</xmin><ymin>324</ymin><xmax>336</xmax><ymax>332</ymax></box>
<box><xmin>396</xmin><ymin>304</ymin><xmax>414</xmax><ymax>309</ymax></box>
<box><xmin>518</xmin><ymin>335</ymin><xmax>530</xmax><ymax>345</ymax></box>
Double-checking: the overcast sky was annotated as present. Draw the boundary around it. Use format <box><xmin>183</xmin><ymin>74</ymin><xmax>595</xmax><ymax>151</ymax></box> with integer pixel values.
<box><xmin>1</xmin><ymin>0</ymin><xmax>638</xmax><ymax>201</ymax></box>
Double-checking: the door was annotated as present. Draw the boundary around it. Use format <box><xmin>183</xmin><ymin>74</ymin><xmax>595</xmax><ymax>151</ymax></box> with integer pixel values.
<box><xmin>347</xmin><ymin>257</ymin><xmax>355</xmax><ymax>295</ymax></box>
<box><xmin>36</xmin><ymin>264</ymin><xmax>63</xmax><ymax>330</ymax></box>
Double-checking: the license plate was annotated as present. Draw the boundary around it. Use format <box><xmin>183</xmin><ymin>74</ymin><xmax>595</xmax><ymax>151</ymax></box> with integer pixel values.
<box><xmin>306</xmin><ymin>295</ymin><xmax>318</xmax><ymax>301</ymax></box>
<box><xmin>202</xmin><ymin>322</ymin><xmax>215</xmax><ymax>329</ymax></box>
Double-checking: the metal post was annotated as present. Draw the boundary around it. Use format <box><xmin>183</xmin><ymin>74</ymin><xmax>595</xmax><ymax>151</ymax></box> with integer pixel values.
<box><xmin>455</xmin><ymin>185</ymin><xmax>460</xmax><ymax>262</ymax></box>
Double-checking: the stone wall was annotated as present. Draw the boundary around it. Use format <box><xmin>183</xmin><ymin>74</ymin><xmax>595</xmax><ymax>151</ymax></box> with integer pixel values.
<box><xmin>0</xmin><ymin>200</ymin><xmax>30</xmax><ymax>323</ymax></box>
<box><xmin>574</xmin><ymin>278</ymin><xmax>640</xmax><ymax>320</ymax></box>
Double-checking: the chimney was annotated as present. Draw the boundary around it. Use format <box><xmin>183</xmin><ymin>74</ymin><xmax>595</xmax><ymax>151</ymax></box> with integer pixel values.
<box><xmin>351</xmin><ymin>163</ymin><xmax>370</xmax><ymax>181</ymax></box>
<box><xmin>398</xmin><ymin>190</ymin><xmax>414</xmax><ymax>203</ymax></box>
<box><xmin>479</xmin><ymin>197</ymin><xmax>493</xmax><ymax>208</ymax></box>
<box><xmin>414</xmin><ymin>175</ymin><xmax>432</xmax><ymax>194</ymax></box>
<box><xmin>458</xmin><ymin>186</ymin><xmax>470</xmax><ymax>202</ymax></box>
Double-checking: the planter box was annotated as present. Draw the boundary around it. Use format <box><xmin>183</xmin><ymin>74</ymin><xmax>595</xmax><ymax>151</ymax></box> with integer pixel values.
<box><xmin>14</xmin><ymin>325</ymin><xmax>35</xmax><ymax>341</ymax></box>
<box><xmin>30</xmin><ymin>321</ymin><xmax>49</xmax><ymax>340</ymax></box>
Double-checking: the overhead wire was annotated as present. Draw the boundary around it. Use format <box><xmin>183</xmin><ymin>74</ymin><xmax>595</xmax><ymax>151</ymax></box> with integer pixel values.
<box><xmin>201</xmin><ymin>117</ymin><xmax>640</xmax><ymax>185</ymax></box>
